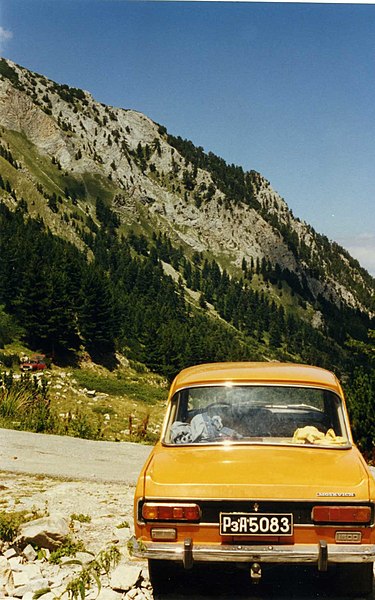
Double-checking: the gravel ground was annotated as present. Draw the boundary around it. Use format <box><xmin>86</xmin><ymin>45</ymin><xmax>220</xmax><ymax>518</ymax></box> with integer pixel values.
<box><xmin>0</xmin><ymin>471</ymin><xmax>136</xmax><ymax>555</ymax></box>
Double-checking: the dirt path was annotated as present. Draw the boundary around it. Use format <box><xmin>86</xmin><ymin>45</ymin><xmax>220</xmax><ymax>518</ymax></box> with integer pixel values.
<box><xmin>0</xmin><ymin>427</ymin><xmax>152</xmax><ymax>483</ymax></box>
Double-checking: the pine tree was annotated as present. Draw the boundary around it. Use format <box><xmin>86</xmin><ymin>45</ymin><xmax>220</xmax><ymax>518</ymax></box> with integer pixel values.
<box><xmin>79</xmin><ymin>266</ymin><xmax>116</xmax><ymax>354</ymax></box>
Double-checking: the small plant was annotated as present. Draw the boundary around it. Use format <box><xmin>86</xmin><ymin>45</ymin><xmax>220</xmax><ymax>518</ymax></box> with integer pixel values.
<box><xmin>139</xmin><ymin>413</ymin><xmax>150</xmax><ymax>438</ymax></box>
<box><xmin>56</xmin><ymin>545</ymin><xmax>120</xmax><ymax>600</ymax></box>
<box><xmin>116</xmin><ymin>520</ymin><xmax>129</xmax><ymax>529</ymax></box>
<box><xmin>33</xmin><ymin>587</ymin><xmax>51</xmax><ymax>599</ymax></box>
<box><xmin>37</xmin><ymin>548</ymin><xmax>48</xmax><ymax>561</ymax></box>
<box><xmin>49</xmin><ymin>537</ymin><xmax>87</xmax><ymax>564</ymax></box>
<box><xmin>127</xmin><ymin>537</ymin><xmax>146</xmax><ymax>556</ymax></box>
<box><xmin>70</xmin><ymin>513</ymin><xmax>92</xmax><ymax>524</ymax></box>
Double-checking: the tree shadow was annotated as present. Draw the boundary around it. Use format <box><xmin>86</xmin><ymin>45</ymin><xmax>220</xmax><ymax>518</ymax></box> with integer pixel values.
<box><xmin>87</xmin><ymin>348</ymin><xmax>119</xmax><ymax>371</ymax></box>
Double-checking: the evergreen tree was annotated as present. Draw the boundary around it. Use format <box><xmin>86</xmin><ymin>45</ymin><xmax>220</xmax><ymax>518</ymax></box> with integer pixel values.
<box><xmin>79</xmin><ymin>265</ymin><xmax>116</xmax><ymax>354</ymax></box>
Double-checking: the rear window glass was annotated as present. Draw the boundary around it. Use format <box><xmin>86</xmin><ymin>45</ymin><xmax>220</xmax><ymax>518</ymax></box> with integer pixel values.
<box><xmin>164</xmin><ymin>385</ymin><xmax>349</xmax><ymax>447</ymax></box>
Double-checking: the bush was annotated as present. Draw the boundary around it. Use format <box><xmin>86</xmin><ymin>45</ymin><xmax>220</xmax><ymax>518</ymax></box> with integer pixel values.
<box><xmin>49</xmin><ymin>537</ymin><xmax>86</xmax><ymax>564</ymax></box>
<box><xmin>0</xmin><ymin>371</ymin><xmax>54</xmax><ymax>433</ymax></box>
<box><xmin>0</xmin><ymin>352</ymin><xmax>18</xmax><ymax>368</ymax></box>
<box><xmin>0</xmin><ymin>510</ymin><xmax>31</xmax><ymax>542</ymax></box>
<box><xmin>60</xmin><ymin>410</ymin><xmax>103</xmax><ymax>440</ymax></box>
<box><xmin>346</xmin><ymin>368</ymin><xmax>375</xmax><ymax>459</ymax></box>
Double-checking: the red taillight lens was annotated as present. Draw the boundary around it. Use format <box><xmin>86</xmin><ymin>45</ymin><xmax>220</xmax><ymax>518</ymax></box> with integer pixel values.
<box><xmin>312</xmin><ymin>506</ymin><xmax>371</xmax><ymax>523</ymax></box>
<box><xmin>142</xmin><ymin>503</ymin><xmax>201</xmax><ymax>521</ymax></box>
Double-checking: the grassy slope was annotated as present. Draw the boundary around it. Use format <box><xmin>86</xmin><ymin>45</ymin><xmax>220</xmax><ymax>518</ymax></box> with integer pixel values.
<box><xmin>0</xmin><ymin>343</ymin><xmax>169</xmax><ymax>443</ymax></box>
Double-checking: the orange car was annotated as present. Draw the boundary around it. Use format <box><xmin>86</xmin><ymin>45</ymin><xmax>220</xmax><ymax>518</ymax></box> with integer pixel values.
<box><xmin>133</xmin><ymin>362</ymin><xmax>375</xmax><ymax>595</ymax></box>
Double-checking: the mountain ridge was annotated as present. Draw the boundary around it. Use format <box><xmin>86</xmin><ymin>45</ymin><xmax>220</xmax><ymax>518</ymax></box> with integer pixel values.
<box><xmin>0</xmin><ymin>57</ymin><xmax>373</xmax><ymax>316</ymax></box>
<box><xmin>0</xmin><ymin>56</ymin><xmax>373</xmax><ymax>382</ymax></box>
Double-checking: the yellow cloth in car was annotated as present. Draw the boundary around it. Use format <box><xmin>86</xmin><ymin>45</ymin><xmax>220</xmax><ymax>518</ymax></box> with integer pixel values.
<box><xmin>292</xmin><ymin>426</ymin><xmax>346</xmax><ymax>445</ymax></box>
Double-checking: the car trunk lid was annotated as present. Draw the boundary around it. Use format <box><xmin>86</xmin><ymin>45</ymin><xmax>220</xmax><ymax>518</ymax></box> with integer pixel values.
<box><xmin>144</xmin><ymin>443</ymin><xmax>370</xmax><ymax>500</ymax></box>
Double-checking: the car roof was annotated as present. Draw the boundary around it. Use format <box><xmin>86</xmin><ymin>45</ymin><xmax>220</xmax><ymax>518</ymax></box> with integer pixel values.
<box><xmin>170</xmin><ymin>362</ymin><xmax>341</xmax><ymax>395</ymax></box>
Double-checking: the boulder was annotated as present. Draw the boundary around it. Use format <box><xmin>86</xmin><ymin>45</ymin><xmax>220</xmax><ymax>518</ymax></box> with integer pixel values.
<box><xmin>110</xmin><ymin>564</ymin><xmax>141</xmax><ymax>591</ymax></box>
<box><xmin>16</xmin><ymin>515</ymin><xmax>70</xmax><ymax>550</ymax></box>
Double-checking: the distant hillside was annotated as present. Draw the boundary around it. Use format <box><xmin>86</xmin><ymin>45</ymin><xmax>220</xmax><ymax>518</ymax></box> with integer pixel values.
<box><xmin>0</xmin><ymin>56</ymin><xmax>373</xmax><ymax>380</ymax></box>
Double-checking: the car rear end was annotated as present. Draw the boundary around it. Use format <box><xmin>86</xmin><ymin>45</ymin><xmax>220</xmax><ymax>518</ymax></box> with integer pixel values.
<box><xmin>132</xmin><ymin>362</ymin><xmax>375</xmax><ymax>595</ymax></box>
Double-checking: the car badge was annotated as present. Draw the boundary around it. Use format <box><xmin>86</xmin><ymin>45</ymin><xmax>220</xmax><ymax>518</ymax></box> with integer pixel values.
<box><xmin>253</xmin><ymin>503</ymin><xmax>260</xmax><ymax>512</ymax></box>
<box><xmin>316</xmin><ymin>492</ymin><xmax>355</xmax><ymax>497</ymax></box>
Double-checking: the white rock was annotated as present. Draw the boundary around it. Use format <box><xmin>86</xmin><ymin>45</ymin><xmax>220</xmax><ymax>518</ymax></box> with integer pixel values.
<box><xmin>4</xmin><ymin>548</ymin><xmax>17</xmax><ymax>559</ymax></box>
<box><xmin>110</xmin><ymin>564</ymin><xmax>141</xmax><ymax>591</ymax></box>
<box><xmin>20</xmin><ymin>563</ymin><xmax>43</xmax><ymax>580</ymax></box>
<box><xmin>12</xmin><ymin>579</ymin><xmax>49</xmax><ymax>598</ymax></box>
<box><xmin>22</xmin><ymin>545</ymin><xmax>37</xmax><ymax>562</ymax></box>
<box><xmin>30</xmin><ymin>594</ymin><xmax>54</xmax><ymax>600</ymax></box>
<box><xmin>0</xmin><ymin>555</ymin><xmax>14</xmax><ymax>595</ymax></box>
<box><xmin>82</xmin><ymin>590</ymin><xmax>97</xmax><ymax>600</ymax></box>
<box><xmin>112</xmin><ymin>527</ymin><xmax>129</xmax><ymax>542</ymax></box>
<box><xmin>12</xmin><ymin>571</ymin><xmax>29</xmax><ymax>588</ymax></box>
<box><xmin>9</xmin><ymin>556</ymin><xmax>22</xmax><ymax>571</ymax></box>
<box><xmin>95</xmin><ymin>588</ymin><xmax>123</xmax><ymax>600</ymax></box>
<box><xmin>75</xmin><ymin>551</ymin><xmax>95</xmax><ymax>565</ymax></box>
<box><xmin>140</xmin><ymin>579</ymin><xmax>152</xmax><ymax>590</ymax></box>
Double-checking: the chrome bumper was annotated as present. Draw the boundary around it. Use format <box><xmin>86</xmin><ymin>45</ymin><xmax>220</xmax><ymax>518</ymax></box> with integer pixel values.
<box><xmin>130</xmin><ymin>537</ymin><xmax>375</xmax><ymax>567</ymax></box>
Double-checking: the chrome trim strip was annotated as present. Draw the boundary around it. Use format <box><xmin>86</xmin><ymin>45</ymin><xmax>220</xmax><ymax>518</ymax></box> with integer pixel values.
<box><xmin>139</xmin><ymin>497</ymin><xmax>371</xmax><ymax>503</ymax></box>
<box><xmin>130</xmin><ymin>537</ymin><xmax>375</xmax><ymax>564</ymax></box>
<box><xmin>161</xmin><ymin>440</ymin><xmax>352</xmax><ymax>449</ymax></box>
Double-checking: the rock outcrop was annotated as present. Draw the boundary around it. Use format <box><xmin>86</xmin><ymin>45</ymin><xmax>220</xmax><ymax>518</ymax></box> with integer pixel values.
<box><xmin>0</xmin><ymin>57</ymin><xmax>373</xmax><ymax>319</ymax></box>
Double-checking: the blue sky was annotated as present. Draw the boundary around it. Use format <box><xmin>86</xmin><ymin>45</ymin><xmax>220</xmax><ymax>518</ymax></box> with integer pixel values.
<box><xmin>1</xmin><ymin>1</ymin><xmax>374</xmax><ymax>275</ymax></box>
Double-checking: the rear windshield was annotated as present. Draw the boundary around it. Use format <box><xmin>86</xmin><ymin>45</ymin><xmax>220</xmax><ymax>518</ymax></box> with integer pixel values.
<box><xmin>164</xmin><ymin>385</ymin><xmax>349</xmax><ymax>447</ymax></box>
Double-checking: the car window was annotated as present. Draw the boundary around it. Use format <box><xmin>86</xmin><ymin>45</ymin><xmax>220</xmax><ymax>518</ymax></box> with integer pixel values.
<box><xmin>164</xmin><ymin>385</ymin><xmax>349</xmax><ymax>447</ymax></box>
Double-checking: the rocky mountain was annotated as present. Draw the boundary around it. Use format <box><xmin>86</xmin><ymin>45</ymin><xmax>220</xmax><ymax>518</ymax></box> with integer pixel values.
<box><xmin>0</xmin><ymin>57</ymin><xmax>373</xmax><ymax>376</ymax></box>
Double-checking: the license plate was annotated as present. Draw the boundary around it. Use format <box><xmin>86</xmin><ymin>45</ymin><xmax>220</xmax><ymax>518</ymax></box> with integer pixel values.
<box><xmin>220</xmin><ymin>512</ymin><xmax>293</xmax><ymax>536</ymax></box>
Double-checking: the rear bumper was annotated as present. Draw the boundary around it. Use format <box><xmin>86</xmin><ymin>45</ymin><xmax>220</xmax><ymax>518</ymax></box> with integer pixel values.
<box><xmin>130</xmin><ymin>537</ymin><xmax>375</xmax><ymax>568</ymax></box>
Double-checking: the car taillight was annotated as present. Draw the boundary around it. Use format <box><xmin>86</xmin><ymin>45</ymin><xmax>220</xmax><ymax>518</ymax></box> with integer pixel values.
<box><xmin>142</xmin><ymin>503</ymin><xmax>201</xmax><ymax>521</ymax></box>
<box><xmin>312</xmin><ymin>506</ymin><xmax>371</xmax><ymax>523</ymax></box>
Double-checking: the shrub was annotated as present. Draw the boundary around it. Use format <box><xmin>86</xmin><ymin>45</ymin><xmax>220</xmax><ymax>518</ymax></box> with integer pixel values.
<box><xmin>59</xmin><ymin>545</ymin><xmax>120</xmax><ymax>600</ymax></box>
<box><xmin>0</xmin><ymin>510</ymin><xmax>27</xmax><ymax>541</ymax></box>
<box><xmin>61</xmin><ymin>410</ymin><xmax>103</xmax><ymax>440</ymax></box>
<box><xmin>49</xmin><ymin>537</ymin><xmax>87</xmax><ymax>564</ymax></box>
<box><xmin>70</xmin><ymin>513</ymin><xmax>92</xmax><ymax>524</ymax></box>
<box><xmin>0</xmin><ymin>352</ymin><xmax>19</xmax><ymax>369</ymax></box>
<box><xmin>0</xmin><ymin>372</ymin><xmax>54</xmax><ymax>432</ymax></box>
<box><xmin>0</xmin><ymin>509</ymin><xmax>42</xmax><ymax>542</ymax></box>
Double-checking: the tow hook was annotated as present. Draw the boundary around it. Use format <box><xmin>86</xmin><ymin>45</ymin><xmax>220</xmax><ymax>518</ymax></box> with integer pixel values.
<box><xmin>250</xmin><ymin>562</ymin><xmax>262</xmax><ymax>583</ymax></box>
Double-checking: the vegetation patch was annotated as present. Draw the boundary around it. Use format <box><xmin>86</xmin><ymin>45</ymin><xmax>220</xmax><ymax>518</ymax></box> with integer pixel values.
<box><xmin>49</xmin><ymin>537</ymin><xmax>87</xmax><ymax>564</ymax></box>
<box><xmin>0</xmin><ymin>508</ymin><xmax>43</xmax><ymax>542</ymax></box>
<box><xmin>70</xmin><ymin>513</ymin><xmax>92</xmax><ymax>524</ymax></box>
